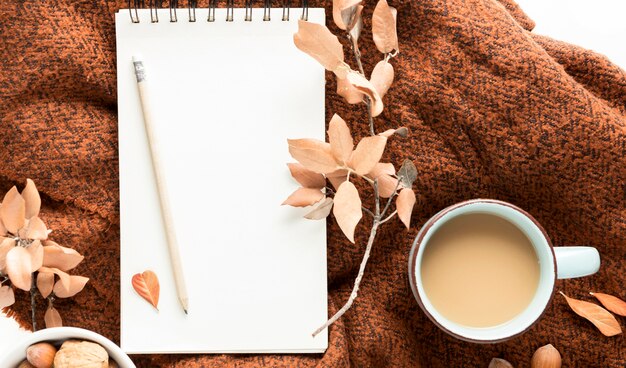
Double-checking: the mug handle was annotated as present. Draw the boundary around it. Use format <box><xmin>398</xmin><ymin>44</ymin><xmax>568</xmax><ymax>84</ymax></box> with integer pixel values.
<box><xmin>554</xmin><ymin>246</ymin><xmax>601</xmax><ymax>279</ymax></box>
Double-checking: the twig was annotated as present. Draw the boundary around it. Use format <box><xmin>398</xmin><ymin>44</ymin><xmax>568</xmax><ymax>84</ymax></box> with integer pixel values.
<box><xmin>347</xmin><ymin>34</ymin><xmax>375</xmax><ymax>136</ymax></box>
<box><xmin>380</xmin><ymin>210</ymin><xmax>398</xmax><ymax>225</ymax></box>
<box><xmin>30</xmin><ymin>273</ymin><xmax>37</xmax><ymax>331</ymax></box>
<box><xmin>362</xmin><ymin>206</ymin><xmax>375</xmax><ymax>218</ymax></box>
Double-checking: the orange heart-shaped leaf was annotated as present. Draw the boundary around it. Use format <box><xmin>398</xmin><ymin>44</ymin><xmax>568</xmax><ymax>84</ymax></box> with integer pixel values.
<box><xmin>591</xmin><ymin>292</ymin><xmax>626</xmax><ymax>317</ymax></box>
<box><xmin>132</xmin><ymin>270</ymin><xmax>160</xmax><ymax>310</ymax></box>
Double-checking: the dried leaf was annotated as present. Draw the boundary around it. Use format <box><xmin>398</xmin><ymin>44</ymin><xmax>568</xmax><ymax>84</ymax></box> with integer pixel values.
<box><xmin>25</xmin><ymin>217</ymin><xmax>48</xmax><ymax>241</ymax></box>
<box><xmin>27</xmin><ymin>240</ymin><xmax>43</xmax><ymax>272</ymax></box>
<box><xmin>44</xmin><ymin>305</ymin><xmax>63</xmax><ymax>328</ymax></box>
<box><xmin>377</xmin><ymin>174</ymin><xmax>399</xmax><ymax>198</ymax></box>
<box><xmin>591</xmin><ymin>292</ymin><xmax>626</xmax><ymax>316</ymax></box>
<box><xmin>346</xmin><ymin>71</ymin><xmax>384</xmax><ymax>117</ymax></box>
<box><xmin>53</xmin><ymin>275</ymin><xmax>88</xmax><ymax>298</ymax></box>
<box><xmin>288</xmin><ymin>139</ymin><xmax>339</xmax><ymax>174</ymax></box>
<box><xmin>488</xmin><ymin>358</ymin><xmax>513</xmax><ymax>368</ymax></box>
<box><xmin>372</xmin><ymin>0</ymin><xmax>399</xmax><ymax>54</ymax></box>
<box><xmin>294</xmin><ymin>20</ymin><xmax>346</xmax><ymax>75</ymax></box>
<box><xmin>0</xmin><ymin>187</ymin><xmax>26</xmax><ymax>235</ymax></box>
<box><xmin>349</xmin><ymin>6</ymin><xmax>364</xmax><ymax>47</ymax></box>
<box><xmin>0</xmin><ymin>218</ymin><xmax>6</xmax><ymax>237</ymax></box>
<box><xmin>327</xmin><ymin>169</ymin><xmax>348</xmax><ymax>190</ymax></box>
<box><xmin>371</xmin><ymin>60</ymin><xmax>394</xmax><ymax>98</ymax></box>
<box><xmin>332</xmin><ymin>0</ymin><xmax>362</xmax><ymax>30</ymax></box>
<box><xmin>0</xmin><ymin>237</ymin><xmax>15</xmax><ymax>272</ymax></box>
<box><xmin>328</xmin><ymin>114</ymin><xmax>354</xmax><ymax>164</ymax></box>
<box><xmin>304</xmin><ymin>197</ymin><xmax>334</xmax><ymax>220</ymax></box>
<box><xmin>42</xmin><ymin>241</ymin><xmax>84</xmax><ymax>271</ymax></box>
<box><xmin>39</xmin><ymin>266</ymin><xmax>71</xmax><ymax>293</ymax></box>
<box><xmin>396</xmin><ymin>188</ymin><xmax>416</xmax><ymax>229</ymax></box>
<box><xmin>5</xmin><ymin>246</ymin><xmax>32</xmax><ymax>291</ymax></box>
<box><xmin>37</xmin><ymin>271</ymin><xmax>55</xmax><ymax>299</ymax></box>
<box><xmin>287</xmin><ymin>163</ymin><xmax>325</xmax><ymax>189</ymax></box>
<box><xmin>398</xmin><ymin>159</ymin><xmax>418</xmax><ymax>188</ymax></box>
<box><xmin>282</xmin><ymin>188</ymin><xmax>325</xmax><ymax>207</ymax></box>
<box><xmin>349</xmin><ymin>136</ymin><xmax>388</xmax><ymax>176</ymax></box>
<box><xmin>0</xmin><ymin>285</ymin><xmax>15</xmax><ymax>308</ymax></box>
<box><xmin>337</xmin><ymin>76</ymin><xmax>364</xmax><ymax>104</ymax></box>
<box><xmin>333</xmin><ymin>181</ymin><xmax>362</xmax><ymax>243</ymax></box>
<box><xmin>379</xmin><ymin>127</ymin><xmax>408</xmax><ymax>138</ymax></box>
<box><xmin>22</xmin><ymin>179</ymin><xmax>41</xmax><ymax>219</ymax></box>
<box><xmin>132</xmin><ymin>270</ymin><xmax>160</xmax><ymax>310</ymax></box>
<box><xmin>561</xmin><ymin>292</ymin><xmax>622</xmax><ymax>336</ymax></box>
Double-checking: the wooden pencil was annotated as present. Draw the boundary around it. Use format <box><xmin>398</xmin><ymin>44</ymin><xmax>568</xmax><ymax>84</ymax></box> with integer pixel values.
<box><xmin>132</xmin><ymin>55</ymin><xmax>189</xmax><ymax>314</ymax></box>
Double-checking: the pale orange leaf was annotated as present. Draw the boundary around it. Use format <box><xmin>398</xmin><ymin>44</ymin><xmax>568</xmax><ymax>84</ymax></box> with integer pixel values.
<box><xmin>371</xmin><ymin>60</ymin><xmax>394</xmax><ymax>98</ymax></box>
<box><xmin>328</xmin><ymin>114</ymin><xmax>354</xmax><ymax>164</ymax></box>
<box><xmin>396</xmin><ymin>188</ymin><xmax>416</xmax><ymax>229</ymax></box>
<box><xmin>349</xmin><ymin>5</ymin><xmax>364</xmax><ymax>48</ymax></box>
<box><xmin>39</xmin><ymin>266</ymin><xmax>70</xmax><ymax>293</ymax></box>
<box><xmin>26</xmin><ymin>217</ymin><xmax>48</xmax><ymax>241</ymax></box>
<box><xmin>53</xmin><ymin>275</ymin><xmax>88</xmax><ymax>298</ymax></box>
<box><xmin>327</xmin><ymin>169</ymin><xmax>348</xmax><ymax>190</ymax></box>
<box><xmin>37</xmin><ymin>271</ymin><xmax>55</xmax><ymax>299</ymax></box>
<box><xmin>0</xmin><ymin>285</ymin><xmax>15</xmax><ymax>308</ymax></box>
<box><xmin>5</xmin><ymin>246</ymin><xmax>32</xmax><ymax>291</ymax></box>
<box><xmin>282</xmin><ymin>188</ymin><xmax>325</xmax><ymax>207</ymax></box>
<box><xmin>132</xmin><ymin>270</ymin><xmax>160</xmax><ymax>310</ymax></box>
<box><xmin>561</xmin><ymin>292</ymin><xmax>622</xmax><ymax>336</ymax></box>
<box><xmin>337</xmin><ymin>76</ymin><xmax>364</xmax><ymax>104</ymax></box>
<box><xmin>0</xmin><ymin>218</ymin><xmax>6</xmax><ymax>236</ymax></box>
<box><xmin>0</xmin><ymin>187</ymin><xmax>26</xmax><ymax>235</ymax></box>
<box><xmin>293</xmin><ymin>20</ymin><xmax>346</xmax><ymax>75</ymax></box>
<box><xmin>288</xmin><ymin>139</ymin><xmax>339</xmax><ymax>174</ymax></box>
<box><xmin>42</xmin><ymin>241</ymin><xmax>84</xmax><ymax>271</ymax></box>
<box><xmin>27</xmin><ymin>240</ymin><xmax>43</xmax><ymax>272</ymax></box>
<box><xmin>304</xmin><ymin>197</ymin><xmax>334</xmax><ymax>220</ymax></box>
<box><xmin>44</xmin><ymin>305</ymin><xmax>63</xmax><ymax>328</ymax></box>
<box><xmin>372</xmin><ymin>0</ymin><xmax>399</xmax><ymax>54</ymax></box>
<box><xmin>591</xmin><ymin>292</ymin><xmax>626</xmax><ymax>317</ymax></box>
<box><xmin>332</xmin><ymin>0</ymin><xmax>362</xmax><ymax>30</ymax></box>
<box><xmin>333</xmin><ymin>181</ymin><xmax>362</xmax><ymax>243</ymax></box>
<box><xmin>346</xmin><ymin>71</ymin><xmax>384</xmax><ymax>117</ymax></box>
<box><xmin>0</xmin><ymin>238</ymin><xmax>16</xmax><ymax>272</ymax></box>
<box><xmin>287</xmin><ymin>163</ymin><xmax>325</xmax><ymax>189</ymax></box>
<box><xmin>379</xmin><ymin>127</ymin><xmax>408</xmax><ymax>138</ymax></box>
<box><xmin>22</xmin><ymin>179</ymin><xmax>41</xmax><ymax>219</ymax></box>
<box><xmin>368</xmin><ymin>162</ymin><xmax>396</xmax><ymax>177</ymax></box>
<box><xmin>349</xmin><ymin>136</ymin><xmax>388</xmax><ymax>176</ymax></box>
<box><xmin>377</xmin><ymin>174</ymin><xmax>400</xmax><ymax>198</ymax></box>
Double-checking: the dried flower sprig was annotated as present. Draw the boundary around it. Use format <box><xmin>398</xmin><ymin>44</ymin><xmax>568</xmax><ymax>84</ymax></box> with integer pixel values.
<box><xmin>0</xmin><ymin>179</ymin><xmax>88</xmax><ymax>330</ymax></box>
<box><xmin>287</xmin><ymin>0</ymin><xmax>414</xmax><ymax>336</ymax></box>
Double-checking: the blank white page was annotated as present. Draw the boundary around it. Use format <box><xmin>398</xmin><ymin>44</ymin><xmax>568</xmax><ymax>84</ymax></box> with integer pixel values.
<box><xmin>116</xmin><ymin>8</ymin><xmax>327</xmax><ymax>354</ymax></box>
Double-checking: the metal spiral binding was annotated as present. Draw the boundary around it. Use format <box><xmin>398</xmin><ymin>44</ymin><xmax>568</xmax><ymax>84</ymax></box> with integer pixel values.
<box><xmin>128</xmin><ymin>0</ymin><xmax>309</xmax><ymax>23</ymax></box>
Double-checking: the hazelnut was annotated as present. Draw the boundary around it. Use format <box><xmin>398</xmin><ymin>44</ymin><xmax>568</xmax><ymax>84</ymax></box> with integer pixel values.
<box><xmin>26</xmin><ymin>342</ymin><xmax>56</xmax><ymax>368</ymax></box>
<box><xmin>531</xmin><ymin>344</ymin><xmax>562</xmax><ymax>368</ymax></box>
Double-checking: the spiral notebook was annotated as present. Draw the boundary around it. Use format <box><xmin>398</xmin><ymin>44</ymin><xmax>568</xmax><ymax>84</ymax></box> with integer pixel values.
<box><xmin>116</xmin><ymin>5</ymin><xmax>328</xmax><ymax>354</ymax></box>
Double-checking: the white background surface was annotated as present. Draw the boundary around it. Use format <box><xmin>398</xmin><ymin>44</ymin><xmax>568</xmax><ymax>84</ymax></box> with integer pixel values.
<box><xmin>1</xmin><ymin>0</ymin><xmax>625</xmax><ymax>358</ymax></box>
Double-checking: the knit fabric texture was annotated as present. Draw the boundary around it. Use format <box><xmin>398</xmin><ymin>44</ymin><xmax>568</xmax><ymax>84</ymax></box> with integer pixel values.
<box><xmin>1</xmin><ymin>0</ymin><xmax>625</xmax><ymax>366</ymax></box>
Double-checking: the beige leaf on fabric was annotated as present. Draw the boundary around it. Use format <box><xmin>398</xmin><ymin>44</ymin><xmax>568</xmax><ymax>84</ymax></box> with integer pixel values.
<box><xmin>132</xmin><ymin>270</ymin><xmax>160</xmax><ymax>310</ymax></box>
<box><xmin>53</xmin><ymin>275</ymin><xmax>88</xmax><ymax>298</ymax></box>
<box><xmin>304</xmin><ymin>197</ymin><xmax>334</xmax><ymax>220</ymax></box>
<box><xmin>590</xmin><ymin>292</ymin><xmax>626</xmax><ymax>316</ymax></box>
<box><xmin>398</xmin><ymin>159</ymin><xmax>418</xmax><ymax>188</ymax></box>
<box><xmin>327</xmin><ymin>169</ymin><xmax>348</xmax><ymax>190</ymax></box>
<box><xmin>337</xmin><ymin>76</ymin><xmax>364</xmax><ymax>104</ymax></box>
<box><xmin>294</xmin><ymin>20</ymin><xmax>345</xmax><ymax>74</ymax></box>
<box><xmin>27</xmin><ymin>240</ymin><xmax>43</xmax><ymax>272</ymax></box>
<box><xmin>396</xmin><ymin>188</ymin><xmax>416</xmax><ymax>229</ymax></box>
<box><xmin>332</xmin><ymin>0</ymin><xmax>362</xmax><ymax>30</ymax></box>
<box><xmin>390</xmin><ymin>7</ymin><xmax>399</xmax><ymax>51</ymax></box>
<box><xmin>282</xmin><ymin>188</ymin><xmax>325</xmax><ymax>207</ymax></box>
<box><xmin>5</xmin><ymin>246</ymin><xmax>32</xmax><ymax>291</ymax></box>
<box><xmin>0</xmin><ymin>237</ymin><xmax>16</xmax><ymax>272</ymax></box>
<box><xmin>287</xmin><ymin>163</ymin><xmax>325</xmax><ymax>189</ymax></box>
<box><xmin>349</xmin><ymin>136</ymin><xmax>388</xmax><ymax>176</ymax></box>
<box><xmin>561</xmin><ymin>292</ymin><xmax>622</xmax><ymax>336</ymax></box>
<box><xmin>0</xmin><ymin>187</ymin><xmax>26</xmax><ymax>235</ymax></box>
<box><xmin>328</xmin><ymin>114</ymin><xmax>354</xmax><ymax>164</ymax></box>
<box><xmin>44</xmin><ymin>305</ymin><xmax>63</xmax><ymax>328</ymax></box>
<box><xmin>22</xmin><ymin>179</ymin><xmax>41</xmax><ymax>219</ymax></box>
<box><xmin>333</xmin><ymin>181</ymin><xmax>362</xmax><ymax>243</ymax></box>
<box><xmin>349</xmin><ymin>5</ymin><xmax>364</xmax><ymax>47</ymax></box>
<box><xmin>288</xmin><ymin>139</ymin><xmax>339</xmax><ymax>174</ymax></box>
<box><xmin>371</xmin><ymin>60</ymin><xmax>395</xmax><ymax>98</ymax></box>
<box><xmin>42</xmin><ymin>241</ymin><xmax>84</xmax><ymax>271</ymax></box>
<box><xmin>368</xmin><ymin>163</ymin><xmax>398</xmax><ymax>198</ymax></box>
<box><xmin>346</xmin><ymin>71</ymin><xmax>384</xmax><ymax>117</ymax></box>
<box><xmin>25</xmin><ymin>217</ymin><xmax>48</xmax><ymax>241</ymax></box>
<box><xmin>0</xmin><ymin>285</ymin><xmax>15</xmax><ymax>308</ymax></box>
<box><xmin>39</xmin><ymin>266</ymin><xmax>71</xmax><ymax>293</ymax></box>
<box><xmin>372</xmin><ymin>0</ymin><xmax>399</xmax><ymax>54</ymax></box>
<box><xmin>37</xmin><ymin>271</ymin><xmax>55</xmax><ymax>298</ymax></box>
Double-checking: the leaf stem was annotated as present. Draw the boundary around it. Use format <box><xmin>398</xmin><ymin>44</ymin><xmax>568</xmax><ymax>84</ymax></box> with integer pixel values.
<box><xmin>30</xmin><ymin>273</ymin><xmax>37</xmax><ymax>331</ymax></box>
<box><xmin>380</xmin><ymin>210</ymin><xmax>398</xmax><ymax>225</ymax></box>
<box><xmin>362</xmin><ymin>206</ymin><xmax>375</xmax><ymax>218</ymax></box>
<box><xmin>347</xmin><ymin>33</ymin><xmax>375</xmax><ymax>136</ymax></box>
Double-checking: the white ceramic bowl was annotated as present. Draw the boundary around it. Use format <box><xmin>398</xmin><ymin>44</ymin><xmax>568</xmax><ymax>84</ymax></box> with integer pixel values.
<box><xmin>0</xmin><ymin>327</ymin><xmax>135</xmax><ymax>368</ymax></box>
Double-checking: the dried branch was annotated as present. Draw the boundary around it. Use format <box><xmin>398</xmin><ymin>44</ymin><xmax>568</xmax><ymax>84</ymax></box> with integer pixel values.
<box><xmin>348</xmin><ymin>33</ymin><xmax>375</xmax><ymax>136</ymax></box>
